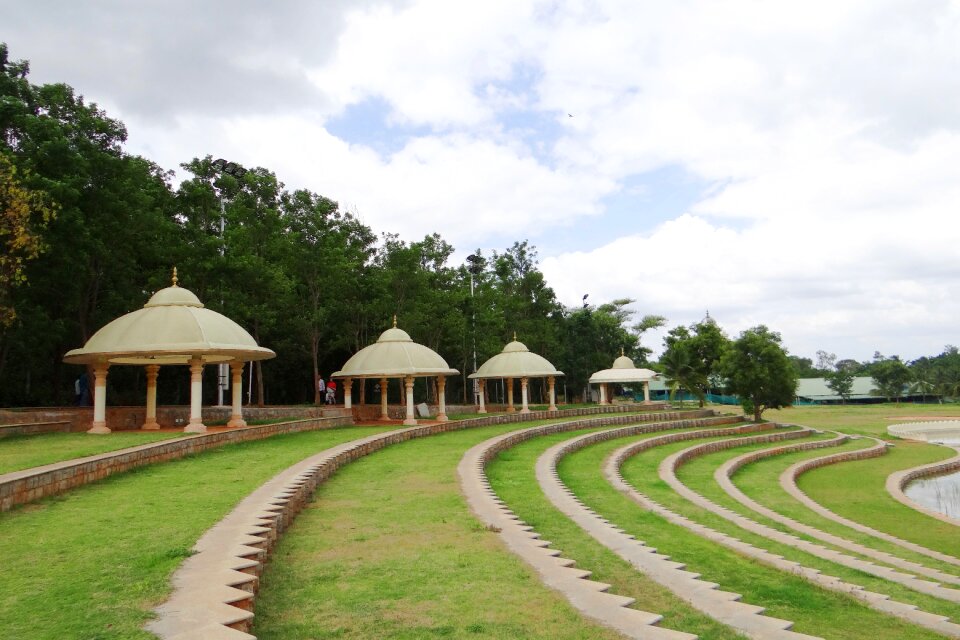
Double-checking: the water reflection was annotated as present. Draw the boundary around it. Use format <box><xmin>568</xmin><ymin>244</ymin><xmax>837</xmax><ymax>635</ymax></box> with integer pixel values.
<box><xmin>905</xmin><ymin>470</ymin><xmax>960</xmax><ymax>519</ymax></box>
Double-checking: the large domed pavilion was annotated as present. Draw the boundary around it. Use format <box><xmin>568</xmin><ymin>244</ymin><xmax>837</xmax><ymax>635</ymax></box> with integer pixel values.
<box><xmin>588</xmin><ymin>349</ymin><xmax>658</xmax><ymax>404</ymax></box>
<box><xmin>332</xmin><ymin>318</ymin><xmax>458</xmax><ymax>425</ymax></box>
<box><xmin>63</xmin><ymin>269</ymin><xmax>275</xmax><ymax>434</ymax></box>
<box><xmin>469</xmin><ymin>335</ymin><xmax>563</xmax><ymax>413</ymax></box>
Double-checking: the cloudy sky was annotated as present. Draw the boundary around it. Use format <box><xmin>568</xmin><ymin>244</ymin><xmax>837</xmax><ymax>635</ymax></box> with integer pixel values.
<box><xmin>5</xmin><ymin>0</ymin><xmax>960</xmax><ymax>362</ymax></box>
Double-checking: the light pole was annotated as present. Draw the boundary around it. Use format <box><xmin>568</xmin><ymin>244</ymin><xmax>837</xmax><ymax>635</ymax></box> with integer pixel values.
<box><xmin>209</xmin><ymin>158</ymin><xmax>248</xmax><ymax>406</ymax></box>
<box><xmin>466</xmin><ymin>254</ymin><xmax>483</xmax><ymax>405</ymax></box>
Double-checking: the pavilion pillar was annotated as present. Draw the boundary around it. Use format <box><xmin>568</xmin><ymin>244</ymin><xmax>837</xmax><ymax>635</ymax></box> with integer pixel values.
<box><xmin>643</xmin><ymin>380</ymin><xmax>651</xmax><ymax>404</ymax></box>
<box><xmin>380</xmin><ymin>377</ymin><xmax>390</xmax><ymax>421</ymax></box>
<box><xmin>520</xmin><ymin>377</ymin><xmax>530</xmax><ymax>414</ymax></box>
<box><xmin>403</xmin><ymin>375</ymin><xmax>417</xmax><ymax>426</ymax></box>
<box><xmin>548</xmin><ymin>376</ymin><xmax>557</xmax><ymax>412</ymax></box>
<box><xmin>477</xmin><ymin>379</ymin><xmax>487</xmax><ymax>414</ymax></box>
<box><xmin>599</xmin><ymin>383</ymin><xmax>608</xmax><ymax>405</ymax></box>
<box><xmin>88</xmin><ymin>362</ymin><xmax>111</xmax><ymax>434</ymax></box>
<box><xmin>344</xmin><ymin>377</ymin><xmax>353</xmax><ymax>410</ymax></box>
<box><xmin>143</xmin><ymin>364</ymin><xmax>161</xmax><ymax>430</ymax></box>
<box><xmin>227</xmin><ymin>362</ymin><xmax>246</xmax><ymax>428</ymax></box>
<box><xmin>506</xmin><ymin>377</ymin><xmax>515</xmax><ymax>412</ymax></box>
<box><xmin>436</xmin><ymin>376</ymin><xmax>448</xmax><ymax>422</ymax></box>
<box><xmin>185</xmin><ymin>357</ymin><xmax>206</xmax><ymax>433</ymax></box>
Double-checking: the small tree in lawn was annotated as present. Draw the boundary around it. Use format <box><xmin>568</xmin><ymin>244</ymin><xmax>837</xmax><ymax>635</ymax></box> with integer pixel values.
<box><xmin>826</xmin><ymin>362</ymin><xmax>856</xmax><ymax>404</ymax></box>
<box><xmin>720</xmin><ymin>325</ymin><xmax>798</xmax><ymax>421</ymax></box>
<box><xmin>871</xmin><ymin>357</ymin><xmax>912</xmax><ymax>403</ymax></box>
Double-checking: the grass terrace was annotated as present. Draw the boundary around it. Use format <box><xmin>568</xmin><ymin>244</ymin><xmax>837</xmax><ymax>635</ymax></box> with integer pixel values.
<box><xmin>0</xmin><ymin>430</ymin><xmax>184</xmax><ymax>475</ymax></box>
<box><xmin>0</xmin><ymin>424</ymin><xmax>396</xmax><ymax>639</ymax></box>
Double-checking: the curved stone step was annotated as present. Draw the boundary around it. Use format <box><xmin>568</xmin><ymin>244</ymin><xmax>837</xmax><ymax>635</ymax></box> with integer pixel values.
<box><xmin>605</xmin><ymin>430</ymin><xmax>960</xmax><ymax>638</ymax></box>
<box><xmin>538</xmin><ymin>425</ymin><xmax>822</xmax><ymax>640</ymax></box>
<box><xmin>723</xmin><ymin>433</ymin><xmax>960</xmax><ymax>576</ymax></box>
<box><xmin>149</xmin><ymin>408</ymin><xmax>720</xmax><ymax>638</ymax></box>
<box><xmin>459</xmin><ymin>420</ymin><xmax>720</xmax><ymax>639</ymax></box>
<box><xmin>886</xmin><ymin>444</ymin><xmax>960</xmax><ymax>527</ymax></box>
<box><xmin>700</xmin><ymin>436</ymin><xmax>960</xmax><ymax>603</ymax></box>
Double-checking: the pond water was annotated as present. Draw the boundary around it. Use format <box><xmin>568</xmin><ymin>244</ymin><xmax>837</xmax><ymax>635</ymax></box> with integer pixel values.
<box><xmin>905</xmin><ymin>469</ymin><xmax>960</xmax><ymax>519</ymax></box>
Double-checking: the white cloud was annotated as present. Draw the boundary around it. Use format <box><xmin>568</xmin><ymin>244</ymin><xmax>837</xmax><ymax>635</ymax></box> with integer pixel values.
<box><xmin>9</xmin><ymin>0</ymin><xmax>960</xmax><ymax>361</ymax></box>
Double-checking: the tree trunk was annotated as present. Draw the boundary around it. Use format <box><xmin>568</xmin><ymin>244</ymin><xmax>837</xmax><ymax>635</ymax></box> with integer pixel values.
<box><xmin>311</xmin><ymin>331</ymin><xmax>320</xmax><ymax>404</ymax></box>
<box><xmin>256</xmin><ymin>360</ymin><xmax>265</xmax><ymax>407</ymax></box>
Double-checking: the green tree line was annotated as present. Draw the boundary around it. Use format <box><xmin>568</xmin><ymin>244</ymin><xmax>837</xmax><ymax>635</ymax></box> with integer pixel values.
<box><xmin>0</xmin><ymin>44</ymin><xmax>655</xmax><ymax>408</ymax></box>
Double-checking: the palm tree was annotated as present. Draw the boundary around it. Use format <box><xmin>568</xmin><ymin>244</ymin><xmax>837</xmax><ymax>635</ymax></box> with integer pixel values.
<box><xmin>660</xmin><ymin>348</ymin><xmax>698</xmax><ymax>407</ymax></box>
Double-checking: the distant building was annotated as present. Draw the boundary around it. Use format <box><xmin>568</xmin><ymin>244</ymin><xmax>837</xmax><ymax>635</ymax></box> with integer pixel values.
<box><xmin>794</xmin><ymin>377</ymin><xmax>879</xmax><ymax>404</ymax></box>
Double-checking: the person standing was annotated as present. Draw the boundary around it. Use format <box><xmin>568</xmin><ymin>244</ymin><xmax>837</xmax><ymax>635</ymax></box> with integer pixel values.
<box><xmin>317</xmin><ymin>375</ymin><xmax>326</xmax><ymax>405</ymax></box>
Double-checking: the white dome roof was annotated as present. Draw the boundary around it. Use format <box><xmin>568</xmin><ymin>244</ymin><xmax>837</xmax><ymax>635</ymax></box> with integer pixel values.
<box><xmin>469</xmin><ymin>338</ymin><xmax>563</xmax><ymax>379</ymax></box>
<box><xmin>332</xmin><ymin>322</ymin><xmax>458</xmax><ymax>378</ymax></box>
<box><xmin>589</xmin><ymin>353</ymin><xmax>658</xmax><ymax>383</ymax></box>
<box><xmin>63</xmin><ymin>282</ymin><xmax>275</xmax><ymax>366</ymax></box>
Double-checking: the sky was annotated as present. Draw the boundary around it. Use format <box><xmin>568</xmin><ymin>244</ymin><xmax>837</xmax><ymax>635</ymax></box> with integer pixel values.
<box><xmin>4</xmin><ymin>0</ymin><xmax>960</xmax><ymax>362</ymax></box>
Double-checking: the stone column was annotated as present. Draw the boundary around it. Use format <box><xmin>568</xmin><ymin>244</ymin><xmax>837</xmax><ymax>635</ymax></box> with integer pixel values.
<box><xmin>520</xmin><ymin>377</ymin><xmax>530</xmax><ymax>414</ymax></box>
<box><xmin>380</xmin><ymin>377</ymin><xmax>390</xmax><ymax>421</ymax></box>
<box><xmin>344</xmin><ymin>377</ymin><xmax>353</xmax><ymax>410</ymax></box>
<box><xmin>477</xmin><ymin>379</ymin><xmax>487</xmax><ymax>414</ymax></box>
<box><xmin>227</xmin><ymin>362</ymin><xmax>246</xmax><ymax>428</ymax></box>
<box><xmin>184</xmin><ymin>357</ymin><xmax>206</xmax><ymax>433</ymax></box>
<box><xmin>436</xmin><ymin>376</ymin><xmax>448</xmax><ymax>421</ymax></box>
<box><xmin>143</xmin><ymin>364</ymin><xmax>161</xmax><ymax>429</ymax></box>
<box><xmin>599</xmin><ymin>383</ymin><xmax>608</xmax><ymax>405</ymax></box>
<box><xmin>548</xmin><ymin>376</ymin><xmax>557</xmax><ymax>412</ymax></box>
<box><xmin>403</xmin><ymin>375</ymin><xmax>417</xmax><ymax>426</ymax></box>
<box><xmin>643</xmin><ymin>380</ymin><xmax>651</xmax><ymax>404</ymax></box>
<box><xmin>506</xmin><ymin>377</ymin><xmax>515</xmax><ymax>413</ymax></box>
<box><xmin>88</xmin><ymin>362</ymin><xmax>111</xmax><ymax>434</ymax></box>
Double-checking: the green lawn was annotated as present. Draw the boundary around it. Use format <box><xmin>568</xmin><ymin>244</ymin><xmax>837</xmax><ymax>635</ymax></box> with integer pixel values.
<box><xmin>798</xmin><ymin>439</ymin><xmax>960</xmax><ymax>557</ymax></box>
<box><xmin>0</xmin><ymin>425</ymin><xmax>395</xmax><ymax>640</ymax></box>
<box><xmin>488</xmin><ymin>427</ymin><xmax>746</xmax><ymax>639</ymax></box>
<box><xmin>653</xmin><ymin>434</ymin><xmax>960</xmax><ymax>626</ymax></box>
<box><xmin>0</xmin><ymin>430</ymin><xmax>184</xmax><ymax>475</ymax></box>
<box><xmin>724</xmin><ymin>435</ymin><xmax>960</xmax><ymax>576</ymax></box>
<box><xmin>764</xmin><ymin>402</ymin><xmax>960</xmax><ymax>437</ymax></box>
<box><xmin>252</xmin><ymin>421</ymin><xmax>633</xmax><ymax>640</ymax></box>
<box><xmin>563</xmin><ymin>429</ymin><xmax>951</xmax><ymax>640</ymax></box>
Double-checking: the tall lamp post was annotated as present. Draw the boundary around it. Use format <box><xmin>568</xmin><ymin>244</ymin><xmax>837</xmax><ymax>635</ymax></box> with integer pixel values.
<box><xmin>209</xmin><ymin>158</ymin><xmax>248</xmax><ymax>406</ymax></box>
<box><xmin>466</xmin><ymin>254</ymin><xmax>483</xmax><ymax>405</ymax></box>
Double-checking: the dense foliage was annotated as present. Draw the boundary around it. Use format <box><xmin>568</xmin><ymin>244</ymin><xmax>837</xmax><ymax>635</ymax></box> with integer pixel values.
<box><xmin>0</xmin><ymin>45</ymin><xmax>661</xmax><ymax>408</ymax></box>
<box><xmin>720</xmin><ymin>325</ymin><xmax>798</xmax><ymax>420</ymax></box>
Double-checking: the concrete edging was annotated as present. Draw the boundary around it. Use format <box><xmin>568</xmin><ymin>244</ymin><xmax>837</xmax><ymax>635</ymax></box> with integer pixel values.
<box><xmin>149</xmin><ymin>407</ymin><xmax>708</xmax><ymax>639</ymax></box>
<box><xmin>0</xmin><ymin>420</ymin><xmax>72</xmax><ymax>439</ymax></box>
<box><xmin>776</xmin><ymin>438</ymin><xmax>960</xmax><ymax>569</ymax></box>
<box><xmin>0</xmin><ymin>416</ymin><xmax>352</xmax><ymax>512</ymax></box>
<box><xmin>539</xmin><ymin>423</ymin><xmax>822</xmax><ymax>640</ymax></box>
<box><xmin>607</xmin><ymin>429</ymin><xmax>960</xmax><ymax>637</ymax></box>
<box><xmin>458</xmin><ymin>413</ymin><xmax>737</xmax><ymax>640</ymax></box>
<box><xmin>886</xmin><ymin>446</ymin><xmax>960</xmax><ymax>527</ymax></box>
<box><xmin>662</xmin><ymin>434</ymin><xmax>960</xmax><ymax>624</ymax></box>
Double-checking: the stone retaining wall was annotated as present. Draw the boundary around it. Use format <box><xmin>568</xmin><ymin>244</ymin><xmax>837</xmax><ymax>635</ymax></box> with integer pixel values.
<box><xmin>0</xmin><ymin>405</ymin><xmax>348</xmax><ymax>432</ymax></box>
<box><xmin>0</xmin><ymin>420</ymin><xmax>72</xmax><ymax>439</ymax></box>
<box><xmin>0</xmin><ymin>415</ymin><xmax>353</xmax><ymax>512</ymax></box>
<box><xmin>886</xmin><ymin>446</ymin><xmax>960</xmax><ymax>526</ymax></box>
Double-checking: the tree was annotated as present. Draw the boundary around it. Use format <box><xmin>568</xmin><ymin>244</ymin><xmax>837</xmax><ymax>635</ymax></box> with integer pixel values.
<box><xmin>659</xmin><ymin>316</ymin><xmax>729</xmax><ymax>407</ymax></box>
<box><xmin>659</xmin><ymin>345</ymin><xmax>698</xmax><ymax>406</ymax></box>
<box><xmin>0</xmin><ymin>153</ymin><xmax>56</xmax><ymax>326</ymax></box>
<box><xmin>825</xmin><ymin>363</ymin><xmax>855</xmax><ymax>404</ymax></box>
<box><xmin>871</xmin><ymin>357</ymin><xmax>912</xmax><ymax>403</ymax></box>
<box><xmin>720</xmin><ymin>325</ymin><xmax>798</xmax><ymax>421</ymax></box>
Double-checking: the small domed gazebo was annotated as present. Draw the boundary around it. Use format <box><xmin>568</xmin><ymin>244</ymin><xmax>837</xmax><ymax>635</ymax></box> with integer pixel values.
<box><xmin>332</xmin><ymin>318</ymin><xmax>458</xmax><ymax>425</ymax></box>
<box><xmin>589</xmin><ymin>349</ymin><xmax>658</xmax><ymax>404</ymax></box>
<box><xmin>469</xmin><ymin>334</ymin><xmax>563</xmax><ymax>414</ymax></box>
<box><xmin>63</xmin><ymin>269</ymin><xmax>275</xmax><ymax>434</ymax></box>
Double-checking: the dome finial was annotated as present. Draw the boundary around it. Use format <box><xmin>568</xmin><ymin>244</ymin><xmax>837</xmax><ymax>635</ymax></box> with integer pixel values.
<box><xmin>513</xmin><ymin>331</ymin><xmax>517</xmax><ymax>342</ymax></box>
<box><xmin>172</xmin><ymin>266</ymin><xmax>179</xmax><ymax>287</ymax></box>
<box><xmin>621</xmin><ymin>346</ymin><xmax>625</xmax><ymax>357</ymax></box>
<box><xmin>393</xmin><ymin>314</ymin><xmax>397</xmax><ymax>328</ymax></box>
